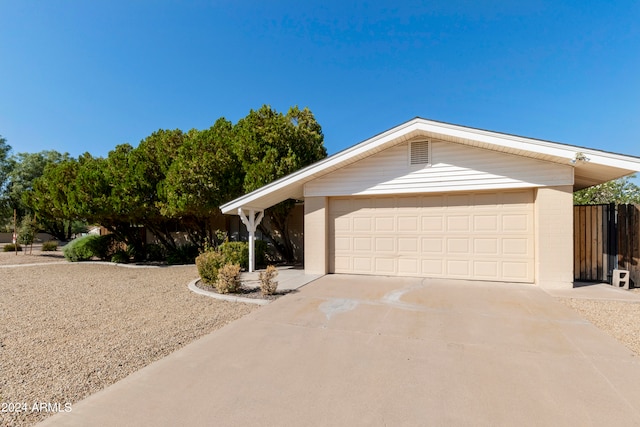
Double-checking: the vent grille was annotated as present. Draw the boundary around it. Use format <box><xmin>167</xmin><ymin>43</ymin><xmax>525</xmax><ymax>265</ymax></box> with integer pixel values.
<box><xmin>410</xmin><ymin>140</ymin><xmax>430</xmax><ymax>165</ymax></box>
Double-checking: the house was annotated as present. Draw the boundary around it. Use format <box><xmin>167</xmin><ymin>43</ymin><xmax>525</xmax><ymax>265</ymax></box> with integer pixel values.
<box><xmin>221</xmin><ymin>118</ymin><xmax>640</xmax><ymax>288</ymax></box>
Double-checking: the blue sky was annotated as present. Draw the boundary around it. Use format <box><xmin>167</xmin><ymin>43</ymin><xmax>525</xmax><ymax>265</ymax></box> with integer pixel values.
<box><xmin>1</xmin><ymin>1</ymin><xmax>639</xmax><ymax>162</ymax></box>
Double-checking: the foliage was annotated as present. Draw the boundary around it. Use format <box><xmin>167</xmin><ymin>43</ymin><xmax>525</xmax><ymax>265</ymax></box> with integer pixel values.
<box><xmin>161</xmin><ymin>120</ymin><xmax>242</xmax><ymax>245</ymax></box>
<box><xmin>17</xmin><ymin>214</ymin><xmax>37</xmax><ymax>245</ymax></box>
<box><xmin>259</xmin><ymin>265</ymin><xmax>279</xmax><ymax>295</ymax></box>
<box><xmin>62</xmin><ymin>234</ymin><xmax>116</xmax><ymax>262</ymax></box>
<box><xmin>21</xmin><ymin>105</ymin><xmax>327</xmax><ymax>260</ymax></box>
<box><xmin>574</xmin><ymin>175</ymin><xmax>640</xmax><ymax>205</ymax></box>
<box><xmin>41</xmin><ymin>241</ymin><xmax>58</xmax><ymax>251</ymax></box>
<box><xmin>144</xmin><ymin>243</ymin><xmax>166</xmax><ymax>262</ymax></box>
<box><xmin>196</xmin><ymin>250</ymin><xmax>226</xmax><ymax>285</ymax></box>
<box><xmin>215</xmin><ymin>263</ymin><xmax>242</xmax><ymax>294</ymax></box>
<box><xmin>0</xmin><ymin>135</ymin><xmax>12</xmax><ymax>224</ymax></box>
<box><xmin>63</xmin><ymin>235</ymin><xmax>99</xmax><ymax>262</ymax></box>
<box><xmin>217</xmin><ymin>241</ymin><xmax>249</xmax><ymax>270</ymax></box>
<box><xmin>3</xmin><ymin>243</ymin><xmax>21</xmax><ymax>252</ymax></box>
<box><xmin>111</xmin><ymin>250</ymin><xmax>130</xmax><ymax>264</ymax></box>
<box><xmin>233</xmin><ymin>105</ymin><xmax>326</xmax><ymax>261</ymax></box>
<box><xmin>166</xmin><ymin>243</ymin><xmax>199</xmax><ymax>265</ymax></box>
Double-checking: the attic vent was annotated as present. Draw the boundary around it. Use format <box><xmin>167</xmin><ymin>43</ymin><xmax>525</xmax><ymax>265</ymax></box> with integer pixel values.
<box><xmin>410</xmin><ymin>140</ymin><xmax>431</xmax><ymax>165</ymax></box>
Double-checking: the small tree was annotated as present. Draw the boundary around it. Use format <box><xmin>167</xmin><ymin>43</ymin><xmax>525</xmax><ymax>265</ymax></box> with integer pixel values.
<box><xmin>17</xmin><ymin>214</ymin><xmax>37</xmax><ymax>246</ymax></box>
<box><xmin>574</xmin><ymin>175</ymin><xmax>640</xmax><ymax>205</ymax></box>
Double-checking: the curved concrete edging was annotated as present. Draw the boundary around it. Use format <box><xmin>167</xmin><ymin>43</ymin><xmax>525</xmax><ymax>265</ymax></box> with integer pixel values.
<box><xmin>187</xmin><ymin>279</ymin><xmax>270</xmax><ymax>306</ymax></box>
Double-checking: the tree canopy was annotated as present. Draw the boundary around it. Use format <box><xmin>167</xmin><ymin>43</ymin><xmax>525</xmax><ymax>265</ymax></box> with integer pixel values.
<box><xmin>574</xmin><ymin>175</ymin><xmax>640</xmax><ymax>205</ymax></box>
<box><xmin>22</xmin><ymin>105</ymin><xmax>326</xmax><ymax>261</ymax></box>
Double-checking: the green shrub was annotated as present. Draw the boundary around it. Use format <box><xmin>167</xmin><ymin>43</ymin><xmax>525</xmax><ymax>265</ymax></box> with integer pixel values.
<box><xmin>217</xmin><ymin>241</ymin><xmax>249</xmax><ymax>270</ymax></box>
<box><xmin>167</xmin><ymin>243</ymin><xmax>199</xmax><ymax>265</ymax></box>
<box><xmin>3</xmin><ymin>243</ymin><xmax>22</xmax><ymax>252</ymax></box>
<box><xmin>145</xmin><ymin>243</ymin><xmax>166</xmax><ymax>262</ymax></box>
<box><xmin>41</xmin><ymin>241</ymin><xmax>58</xmax><ymax>251</ymax></box>
<box><xmin>62</xmin><ymin>234</ymin><xmax>116</xmax><ymax>262</ymax></box>
<box><xmin>111</xmin><ymin>250</ymin><xmax>130</xmax><ymax>264</ymax></box>
<box><xmin>196</xmin><ymin>251</ymin><xmax>225</xmax><ymax>285</ymax></box>
<box><xmin>259</xmin><ymin>265</ymin><xmax>279</xmax><ymax>295</ymax></box>
<box><xmin>216</xmin><ymin>263</ymin><xmax>242</xmax><ymax>294</ymax></box>
<box><xmin>63</xmin><ymin>235</ymin><xmax>97</xmax><ymax>261</ymax></box>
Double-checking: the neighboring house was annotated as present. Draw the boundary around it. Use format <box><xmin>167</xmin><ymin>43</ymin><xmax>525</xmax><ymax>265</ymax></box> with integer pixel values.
<box><xmin>221</xmin><ymin>118</ymin><xmax>640</xmax><ymax>289</ymax></box>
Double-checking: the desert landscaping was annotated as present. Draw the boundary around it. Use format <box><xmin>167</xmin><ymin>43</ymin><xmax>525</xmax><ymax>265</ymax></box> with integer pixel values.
<box><xmin>0</xmin><ymin>249</ymin><xmax>258</xmax><ymax>426</ymax></box>
<box><xmin>2</xmin><ymin>249</ymin><xmax>640</xmax><ymax>426</ymax></box>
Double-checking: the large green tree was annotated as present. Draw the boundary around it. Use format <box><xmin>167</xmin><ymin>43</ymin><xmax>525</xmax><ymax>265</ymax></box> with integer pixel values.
<box><xmin>574</xmin><ymin>175</ymin><xmax>640</xmax><ymax>205</ymax></box>
<box><xmin>233</xmin><ymin>105</ymin><xmax>326</xmax><ymax>261</ymax></box>
<box><xmin>161</xmin><ymin>119</ymin><xmax>242</xmax><ymax>246</ymax></box>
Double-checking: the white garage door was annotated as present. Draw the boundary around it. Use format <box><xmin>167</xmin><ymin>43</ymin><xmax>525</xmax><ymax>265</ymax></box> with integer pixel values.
<box><xmin>329</xmin><ymin>190</ymin><xmax>535</xmax><ymax>283</ymax></box>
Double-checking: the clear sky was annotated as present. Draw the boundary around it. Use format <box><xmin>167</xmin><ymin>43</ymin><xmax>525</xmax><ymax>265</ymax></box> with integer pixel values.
<box><xmin>1</xmin><ymin>1</ymin><xmax>639</xmax><ymax>161</ymax></box>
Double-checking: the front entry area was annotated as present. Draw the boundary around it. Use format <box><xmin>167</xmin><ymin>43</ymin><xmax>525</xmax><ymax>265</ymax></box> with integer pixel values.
<box><xmin>329</xmin><ymin>190</ymin><xmax>535</xmax><ymax>282</ymax></box>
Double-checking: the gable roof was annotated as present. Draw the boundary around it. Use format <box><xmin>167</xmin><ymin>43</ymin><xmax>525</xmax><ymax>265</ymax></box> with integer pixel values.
<box><xmin>221</xmin><ymin>117</ymin><xmax>640</xmax><ymax>214</ymax></box>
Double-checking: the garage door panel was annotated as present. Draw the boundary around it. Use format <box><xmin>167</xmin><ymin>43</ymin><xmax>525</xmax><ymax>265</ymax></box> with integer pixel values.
<box><xmin>422</xmin><ymin>237</ymin><xmax>443</xmax><ymax>253</ymax></box>
<box><xmin>354</xmin><ymin>237</ymin><xmax>373</xmax><ymax>251</ymax></box>
<box><xmin>422</xmin><ymin>216</ymin><xmax>444</xmax><ymax>232</ymax></box>
<box><xmin>329</xmin><ymin>191</ymin><xmax>534</xmax><ymax>283</ymax></box>
<box><xmin>374</xmin><ymin>237</ymin><xmax>394</xmax><ymax>252</ymax></box>
<box><xmin>447</xmin><ymin>216</ymin><xmax>470</xmax><ymax>232</ymax></box>
<box><xmin>353</xmin><ymin>217</ymin><xmax>372</xmax><ymax>231</ymax></box>
<box><xmin>447</xmin><ymin>238</ymin><xmax>470</xmax><ymax>254</ymax></box>
<box><xmin>375</xmin><ymin>217</ymin><xmax>395</xmax><ymax>231</ymax></box>
<box><xmin>398</xmin><ymin>237</ymin><xmax>418</xmax><ymax>252</ymax></box>
<box><xmin>421</xmin><ymin>259</ymin><xmax>444</xmax><ymax>275</ymax></box>
<box><xmin>375</xmin><ymin>258</ymin><xmax>396</xmax><ymax>274</ymax></box>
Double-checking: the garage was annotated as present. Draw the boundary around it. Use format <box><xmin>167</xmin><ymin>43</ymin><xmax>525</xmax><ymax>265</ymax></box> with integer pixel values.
<box><xmin>329</xmin><ymin>190</ymin><xmax>534</xmax><ymax>282</ymax></box>
<box><xmin>221</xmin><ymin>118</ymin><xmax>640</xmax><ymax>289</ymax></box>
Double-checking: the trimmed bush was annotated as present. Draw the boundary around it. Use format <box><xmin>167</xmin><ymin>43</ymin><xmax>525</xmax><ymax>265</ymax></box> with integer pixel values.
<box><xmin>63</xmin><ymin>235</ymin><xmax>98</xmax><ymax>261</ymax></box>
<box><xmin>196</xmin><ymin>250</ymin><xmax>225</xmax><ymax>285</ymax></box>
<box><xmin>62</xmin><ymin>234</ymin><xmax>116</xmax><ymax>262</ymax></box>
<box><xmin>41</xmin><ymin>241</ymin><xmax>58</xmax><ymax>251</ymax></box>
<box><xmin>217</xmin><ymin>242</ymin><xmax>249</xmax><ymax>270</ymax></box>
<box><xmin>3</xmin><ymin>243</ymin><xmax>22</xmax><ymax>252</ymax></box>
<box><xmin>216</xmin><ymin>263</ymin><xmax>242</xmax><ymax>294</ymax></box>
<box><xmin>259</xmin><ymin>265</ymin><xmax>279</xmax><ymax>295</ymax></box>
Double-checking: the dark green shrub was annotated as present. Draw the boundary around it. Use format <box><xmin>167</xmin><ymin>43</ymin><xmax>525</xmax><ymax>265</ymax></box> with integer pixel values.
<box><xmin>216</xmin><ymin>263</ymin><xmax>242</xmax><ymax>293</ymax></box>
<box><xmin>144</xmin><ymin>243</ymin><xmax>166</xmax><ymax>262</ymax></box>
<box><xmin>111</xmin><ymin>250</ymin><xmax>130</xmax><ymax>264</ymax></box>
<box><xmin>3</xmin><ymin>243</ymin><xmax>22</xmax><ymax>252</ymax></box>
<box><xmin>167</xmin><ymin>243</ymin><xmax>199</xmax><ymax>265</ymax></box>
<box><xmin>41</xmin><ymin>241</ymin><xmax>58</xmax><ymax>251</ymax></box>
<box><xmin>218</xmin><ymin>241</ymin><xmax>249</xmax><ymax>270</ymax></box>
<box><xmin>196</xmin><ymin>251</ymin><xmax>225</xmax><ymax>285</ymax></box>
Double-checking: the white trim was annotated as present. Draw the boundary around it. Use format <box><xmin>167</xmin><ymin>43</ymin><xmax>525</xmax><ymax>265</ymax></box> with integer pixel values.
<box><xmin>220</xmin><ymin>118</ymin><xmax>640</xmax><ymax>214</ymax></box>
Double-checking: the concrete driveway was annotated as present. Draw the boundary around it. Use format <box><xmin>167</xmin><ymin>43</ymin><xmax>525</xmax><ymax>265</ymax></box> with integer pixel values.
<box><xmin>40</xmin><ymin>275</ymin><xmax>640</xmax><ymax>426</ymax></box>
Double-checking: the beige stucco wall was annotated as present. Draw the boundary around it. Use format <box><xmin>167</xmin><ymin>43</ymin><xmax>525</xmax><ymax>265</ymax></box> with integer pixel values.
<box><xmin>304</xmin><ymin>196</ymin><xmax>328</xmax><ymax>274</ymax></box>
<box><xmin>534</xmin><ymin>185</ymin><xmax>574</xmax><ymax>289</ymax></box>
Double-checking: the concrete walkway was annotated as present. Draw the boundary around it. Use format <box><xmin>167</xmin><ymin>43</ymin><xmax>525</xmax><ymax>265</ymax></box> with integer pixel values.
<box><xmin>39</xmin><ymin>276</ymin><xmax>640</xmax><ymax>426</ymax></box>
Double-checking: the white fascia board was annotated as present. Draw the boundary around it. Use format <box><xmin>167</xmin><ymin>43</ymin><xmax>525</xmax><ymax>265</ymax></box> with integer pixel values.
<box><xmin>415</xmin><ymin>119</ymin><xmax>640</xmax><ymax>170</ymax></box>
<box><xmin>221</xmin><ymin>117</ymin><xmax>640</xmax><ymax>215</ymax></box>
<box><xmin>220</xmin><ymin>121</ymin><xmax>421</xmax><ymax>215</ymax></box>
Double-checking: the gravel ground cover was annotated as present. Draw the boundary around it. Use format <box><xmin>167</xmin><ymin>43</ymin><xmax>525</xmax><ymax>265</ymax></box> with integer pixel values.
<box><xmin>557</xmin><ymin>288</ymin><xmax>640</xmax><ymax>357</ymax></box>
<box><xmin>0</xmin><ymin>257</ymin><xmax>257</xmax><ymax>427</ymax></box>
